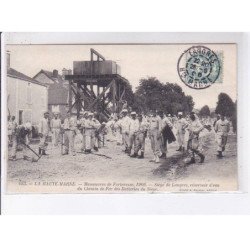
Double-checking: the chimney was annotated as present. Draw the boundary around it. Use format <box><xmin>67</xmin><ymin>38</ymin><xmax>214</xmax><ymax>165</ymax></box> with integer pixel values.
<box><xmin>62</xmin><ymin>68</ymin><xmax>72</xmax><ymax>80</ymax></box>
<box><xmin>62</xmin><ymin>68</ymin><xmax>68</xmax><ymax>77</ymax></box>
<box><xmin>7</xmin><ymin>51</ymin><xmax>10</xmax><ymax>70</ymax></box>
<box><xmin>53</xmin><ymin>69</ymin><xmax>58</xmax><ymax>78</ymax></box>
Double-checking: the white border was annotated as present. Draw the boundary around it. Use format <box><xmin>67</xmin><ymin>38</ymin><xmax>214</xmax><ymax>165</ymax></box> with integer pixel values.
<box><xmin>1</xmin><ymin>32</ymin><xmax>249</xmax><ymax>214</ymax></box>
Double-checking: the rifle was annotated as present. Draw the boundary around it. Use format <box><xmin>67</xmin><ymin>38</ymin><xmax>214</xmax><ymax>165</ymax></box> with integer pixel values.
<box><xmin>90</xmin><ymin>152</ymin><xmax>112</xmax><ymax>159</ymax></box>
<box><xmin>20</xmin><ymin>140</ymin><xmax>42</xmax><ymax>162</ymax></box>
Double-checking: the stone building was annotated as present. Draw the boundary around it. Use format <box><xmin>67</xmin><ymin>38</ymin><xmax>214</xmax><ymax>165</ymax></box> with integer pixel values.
<box><xmin>6</xmin><ymin>52</ymin><xmax>48</xmax><ymax>126</ymax></box>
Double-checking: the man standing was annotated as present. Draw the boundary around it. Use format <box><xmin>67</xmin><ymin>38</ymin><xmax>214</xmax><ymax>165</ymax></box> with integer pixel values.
<box><xmin>79</xmin><ymin>111</ymin><xmax>88</xmax><ymax>152</ymax></box>
<box><xmin>51</xmin><ymin>112</ymin><xmax>61</xmax><ymax>147</ymax></box>
<box><xmin>93</xmin><ymin>113</ymin><xmax>101</xmax><ymax>150</ymax></box>
<box><xmin>128</xmin><ymin>112</ymin><xmax>139</xmax><ymax>156</ymax></box>
<box><xmin>158</xmin><ymin>111</ymin><xmax>173</xmax><ymax>159</ymax></box>
<box><xmin>186</xmin><ymin>112</ymin><xmax>205</xmax><ymax>164</ymax></box>
<box><xmin>84</xmin><ymin>112</ymin><xmax>96</xmax><ymax>153</ymax></box>
<box><xmin>214</xmin><ymin>114</ymin><xmax>230</xmax><ymax>158</ymax></box>
<box><xmin>62</xmin><ymin>111</ymin><xmax>77</xmax><ymax>156</ymax></box>
<box><xmin>38</xmin><ymin>111</ymin><xmax>50</xmax><ymax>156</ymax></box>
<box><xmin>114</xmin><ymin>116</ymin><xmax>123</xmax><ymax>146</ymax></box>
<box><xmin>148</xmin><ymin>111</ymin><xmax>161</xmax><ymax>163</ymax></box>
<box><xmin>120</xmin><ymin>109</ymin><xmax>131</xmax><ymax>154</ymax></box>
<box><xmin>176</xmin><ymin>112</ymin><xmax>188</xmax><ymax>152</ymax></box>
<box><xmin>131</xmin><ymin>114</ymin><xmax>148</xmax><ymax>159</ymax></box>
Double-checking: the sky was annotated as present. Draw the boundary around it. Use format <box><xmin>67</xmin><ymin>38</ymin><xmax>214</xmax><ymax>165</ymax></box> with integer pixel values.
<box><xmin>6</xmin><ymin>44</ymin><xmax>237</xmax><ymax>109</ymax></box>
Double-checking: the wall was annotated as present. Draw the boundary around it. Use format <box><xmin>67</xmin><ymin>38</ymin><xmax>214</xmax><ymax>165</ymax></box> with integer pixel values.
<box><xmin>7</xmin><ymin>76</ymin><xmax>48</xmax><ymax>125</ymax></box>
<box><xmin>6</xmin><ymin>77</ymin><xmax>17</xmax><ymax>118</ymax></box>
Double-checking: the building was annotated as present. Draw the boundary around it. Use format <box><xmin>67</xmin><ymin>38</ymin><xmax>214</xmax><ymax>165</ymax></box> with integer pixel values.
<box><xmin>33</xmin><ymin>69</ymin><xmax>71</xmax><ymax>118</ymax></box>
<box><xmin>6</xmin><ymin>52</ymin><xmax>48</xmax><ymax>126</ymax></box>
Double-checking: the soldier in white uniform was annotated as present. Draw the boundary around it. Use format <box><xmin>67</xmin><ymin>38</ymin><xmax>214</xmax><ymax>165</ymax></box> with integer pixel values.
<box><xmin>214</xmin><ymin>114</ymin><xmax>230</xmax><ymax>158</ymax></box>
<box><xmin>176</xmin><ymin>112</ymin><xmax>188</xmax><ymax>151</ymax></box>
<box><xmin>84</xmin><ymin>112</ymin><xmax>96</xmax><ymax>153</ymax></box>
<box><xmin>148</xmin><ymin>111</ymin><xmax>161</xmax><ymax>163</ymax></box>
<box><xmin>131</xmin><ymin>114</ymin><xmax>149</xmax><ymax>159</ymax></box>
<box><xmin>114</xmin><ymin>116</ymin><xmax>123</xmax><ymax>145</ymax></box>
<box><xmin>62</xmin><ymin>111</ymin><xmax>77</xmax><ymax>156</ymax></box>
<box><xmin>51</xmin><ymin>112</ymin><xmax>61</xmax><ymax>147</ymax></box>
<box><xmin>79</xmin><ymin>111</ymin><xmax>88</xmax><ymax>152</ymax></box>
<box><xmin>92</xmin><ymin>114</ymin><xmax>101</xmax><ymax>150</ymax></box>
<box><xmin>120</xmin><ymin>109</ymin><xmax>132</xmax><ymax>154</ymax></box>
<box><xmin>186</xmin><ymin>112</ymin><xmax>205</xmax><ymax>164</ymax></box>
<box><xmin>128</xmin><ymin>112</ymin><xmax>139</xmax><ymax>156</ymax></box>
<box><xmin>38</xmin><ymin>111</ymin><xmax>50</xmax><ymax>155</ymax></box>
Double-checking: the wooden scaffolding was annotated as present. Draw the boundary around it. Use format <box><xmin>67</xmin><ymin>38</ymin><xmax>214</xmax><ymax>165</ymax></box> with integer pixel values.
<box><xmin>65</xmin><ymin>49</ymin><xmax>129</xmax><ymax>119</ymax></box>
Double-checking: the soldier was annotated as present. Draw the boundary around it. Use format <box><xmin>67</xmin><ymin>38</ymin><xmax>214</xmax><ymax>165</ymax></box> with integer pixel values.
<box><xmin>213</xmin><ymin>114</ymin><xmax>221</xmax><ymax>128</ymax></box>
<box><xmin>51</xmin><ymin>112</ymin><xmax>61</xmax><ymax>147</ymax></box>
<box><xmin>176</xmin><ymin>112</ymin><xmax>188</xmax><ymax>152</ymax></box>
<box><xmin>131</xmin><ymin>113</ymin><xmax>148</xmax><ymax>159</ymax></box>
<box><xmin>214</xmin><ymin>114</ymin><xmax>230</xmax><ymax>158</ymax></box>
<box><xmin>9</xmin><ymin>121</ymin><xmax>32</xmax><ymax>161</ymax></box>
<box><xmin>84</xmin><ymin>112</ymin><xmax>96</xmax><ymax>153</ymax></box>
<box><xmin>62</xmin><ymin>111</ymin><xmax>77</xmax><ymax>156</ymax></box>
<box><xmin>186</xmin><ymin>112</ymin><xmax>205</xmax><ymax>164</ymax></box>
<box><xmin>128</xmin><ymin>112</ymin><xmax>139</xmax><ymax>156</ymax></box>
<box><xmin>158</xmin><ymin>110</ymin><xmax>173</xmax><ymax>159</ymax></box>
<box><xmin>114</xmin><ymin>116</ymin><xmax>123</xmax><ymax>146</ymax></box>
<box><xmin>38</xmin><ymin>111</ymin><xmax>50</xmax><ymax>156</ymax></box>
<box><xmin>79</xmin><ymin>111</ymin><xmax>88</xmax><ymax>152</ymax></box>
<box><xmin>93</xmin><ymin>113</ymin><xmax>101</xmax><ymax>150</ymax></box>
<box><xmin>96</xmin><ymin>122</ymin><xmax>108</xmax><ymax>148</ymax></box>
<box><xmin>148</xmin><ymin>111</ymin><xmax>161</xmax><ymax>163</ymax></box>
<box><xmin>120</xmin><ymin>109</ymin><xmax>132</xmax><ymax>154</ymax></box>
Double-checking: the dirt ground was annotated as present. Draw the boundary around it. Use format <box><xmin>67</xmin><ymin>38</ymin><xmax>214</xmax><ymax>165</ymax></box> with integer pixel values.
<box><xmin>6</xmin><ymin>130</ymin><xmax>238</xmax><ymax>193</ymax></box>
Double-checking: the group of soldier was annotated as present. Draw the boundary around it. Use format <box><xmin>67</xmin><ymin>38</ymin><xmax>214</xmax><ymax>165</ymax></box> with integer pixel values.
<box><xmin>8</xmin><ymin>108</ymin><xmax>231</xmax><ymax>165</ymax></box>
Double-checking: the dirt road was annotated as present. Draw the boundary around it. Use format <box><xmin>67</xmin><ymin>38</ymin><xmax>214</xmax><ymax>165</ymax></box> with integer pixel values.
<box><xmin>6</xmin><ymin>131</ymin><xmax>237</xmax><ymax>193</ymax></box>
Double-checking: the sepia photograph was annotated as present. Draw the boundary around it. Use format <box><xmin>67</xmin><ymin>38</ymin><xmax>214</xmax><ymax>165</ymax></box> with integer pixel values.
<box><xmin>3</xmin><ymin>38</ymin><xmax>238</xmax><ymax>193</ymax></box>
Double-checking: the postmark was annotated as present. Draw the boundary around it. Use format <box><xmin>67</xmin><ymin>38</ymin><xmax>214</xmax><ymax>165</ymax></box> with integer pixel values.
<box><xmin>177</xmin><ymin>45</ymin><xmax>221</xmax><ymax>89</ymax></box>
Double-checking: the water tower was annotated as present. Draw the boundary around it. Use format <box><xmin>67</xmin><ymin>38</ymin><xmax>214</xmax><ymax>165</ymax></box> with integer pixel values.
<box><xmin>65</xmin><ymin>48</ymin><xmax>129</xmax><ymax>119</ymax></box>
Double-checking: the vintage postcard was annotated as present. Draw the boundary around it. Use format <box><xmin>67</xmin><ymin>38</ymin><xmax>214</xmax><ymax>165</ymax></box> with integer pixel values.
<box><xmin>2</xmin><ymin>34</ymin><xmax>238</xmax><ymax>193</ymax></box>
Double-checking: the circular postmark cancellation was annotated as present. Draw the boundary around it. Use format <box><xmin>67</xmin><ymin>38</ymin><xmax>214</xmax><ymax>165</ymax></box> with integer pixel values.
<box><xmin>177</xmin><ymin>46</ymin><xmax>221</xmax><ymax>89</ymax></box>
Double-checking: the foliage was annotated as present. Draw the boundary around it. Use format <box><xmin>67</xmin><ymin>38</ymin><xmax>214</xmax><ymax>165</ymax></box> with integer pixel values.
<box><xmin>199</xmin><ymin>105</ymin><xmax>210</xmax><ymax>117</ymax></box>
<box><xmin>215</xmin><ymin>93</ymin><xmax>235</xmax><ymax>117</ymax></box>
<box><xmin>133</xmin><ymin>77</ymin><xmax>194</xmax><ymax>115</ymax></box>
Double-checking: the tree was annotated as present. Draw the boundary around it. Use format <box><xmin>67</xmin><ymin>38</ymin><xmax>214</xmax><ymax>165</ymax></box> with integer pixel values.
<box><xmin>199</xmin><ymin>105</ymin><xmax>210</xmax><ymax>117</ymax></box>
<box><xmin>215</xmin><ymin>93</ymin><xmax>235</xmax><ymax>117</ymax></box>
<box><xmin>106</xmin><ymin>81</ymin><xmax>135</xmax><ymax>113</ymax></box>
<box><xmin>134</xmin><ymin>77</ymin><xmax>194</xmax><ymax>115</ymax></box>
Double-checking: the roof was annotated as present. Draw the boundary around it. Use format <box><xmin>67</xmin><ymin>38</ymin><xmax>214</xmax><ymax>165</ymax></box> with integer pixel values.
<box><xmin>33</xmin><ymin>69</ymin><xmax>66</xmax><ymax>85</ymax></box>
<box><xmin>48</xmin><ymin>83</ymin><xmax>68</xmax><ymax>105</ymax></box>
<box><xmin>7</xmin><ymin>68</ymin><xmax>47</xmax><ymax>87</ymax></box>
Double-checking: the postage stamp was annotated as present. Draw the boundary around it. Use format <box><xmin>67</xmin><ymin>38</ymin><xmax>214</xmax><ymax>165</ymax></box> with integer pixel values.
<box><xmin>177</xmin><ymin>45</ymin><xmax>222</xmax><ymax>89</ymax></box>
<box><xmin>2</xmin><ymin>34</ymin><xmax>238</xmax><ymax>194</ymax></box>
